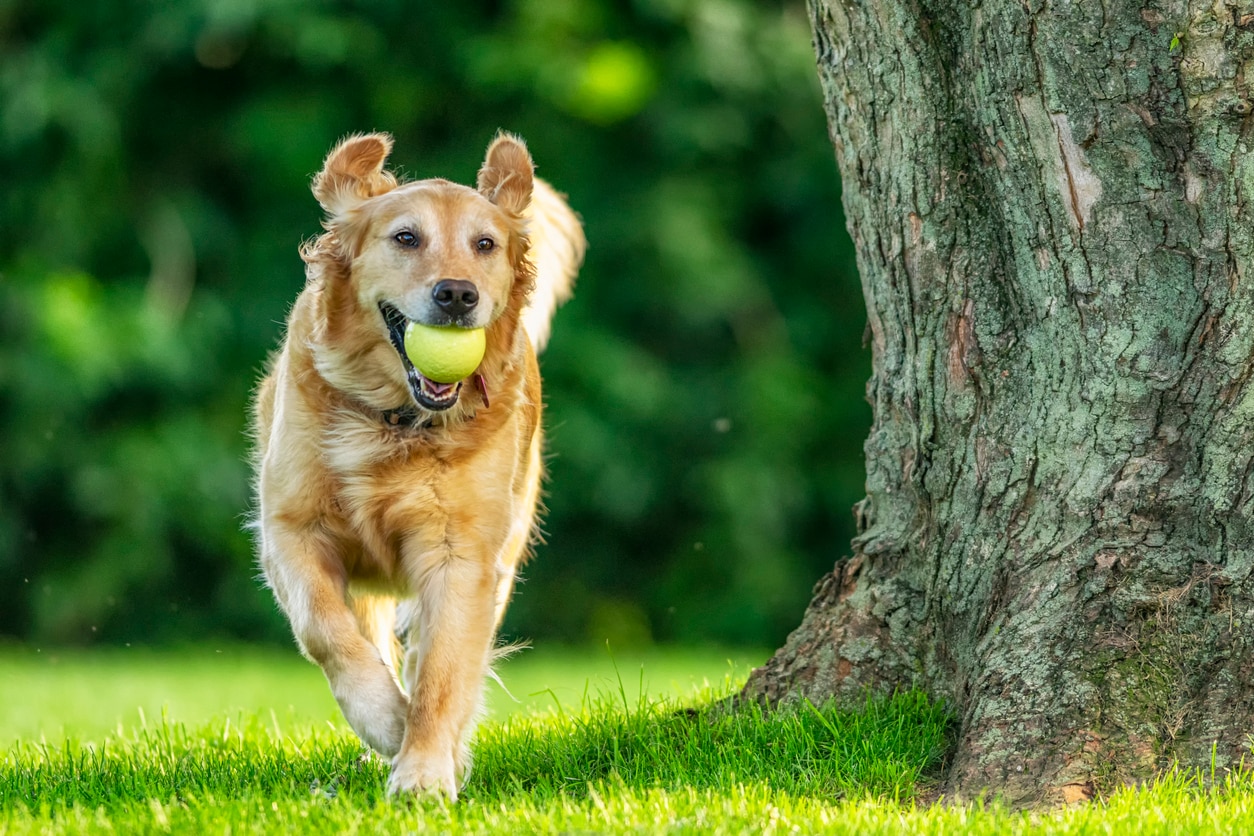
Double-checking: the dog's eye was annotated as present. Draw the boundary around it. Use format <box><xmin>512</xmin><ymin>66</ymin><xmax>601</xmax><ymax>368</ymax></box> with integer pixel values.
<box><xmin>476</xmin><ymin>237</ymin><xmax>495</xmax><ymax>253</ymax></box>
<box><xmin>393</xmin><ymin>231</ymin><xmax>419</xmax><ymax>248</ymax></box>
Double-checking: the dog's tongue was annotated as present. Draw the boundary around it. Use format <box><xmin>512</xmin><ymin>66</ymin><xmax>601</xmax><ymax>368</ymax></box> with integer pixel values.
<box><xmin>422</xmin><ymin>377</ymin><xmax>457</xmax><ymax>397</ymax></box>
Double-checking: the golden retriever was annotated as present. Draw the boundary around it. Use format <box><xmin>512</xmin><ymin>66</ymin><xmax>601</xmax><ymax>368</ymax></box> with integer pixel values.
<box><xmin>251</xmin><ymin>132</ymin><xmax>584</xmax><ymax>797</ymax></box>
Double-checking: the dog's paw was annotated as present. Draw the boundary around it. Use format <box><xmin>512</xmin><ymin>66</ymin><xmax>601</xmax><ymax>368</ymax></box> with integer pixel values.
<box><xmin>358</xmin><ymin>709</ymin><xmax>407</xmax><ymax>760</ymax></box>
<box><xmin>387</xmin><ymin>750</ymin><xmax>458</xmax><ymax>800</ymax></box>
<box><xmin>335</xmin><ymin>673</ymin><xmax>408</xmax><ymax>757</ymax></box>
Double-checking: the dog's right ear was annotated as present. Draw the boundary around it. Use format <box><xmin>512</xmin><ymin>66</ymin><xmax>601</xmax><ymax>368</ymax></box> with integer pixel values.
<box><xmin>312</xmin><ymin>133</ymin><xmax>398</xmax><ymax>220</ymax></box>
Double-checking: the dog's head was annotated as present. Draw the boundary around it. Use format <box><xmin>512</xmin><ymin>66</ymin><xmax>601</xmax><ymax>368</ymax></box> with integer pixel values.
<box><xmin>305</xmin><ymin>132</ymin><xmax>534</xmax><ymax>413</ymax></box>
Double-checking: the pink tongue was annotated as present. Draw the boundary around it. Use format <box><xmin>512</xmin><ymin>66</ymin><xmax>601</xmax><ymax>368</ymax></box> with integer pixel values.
<box><xmin>423</xmin><ymin>378</ymin><xmax>456</xmax><ymax>397</ymax></box>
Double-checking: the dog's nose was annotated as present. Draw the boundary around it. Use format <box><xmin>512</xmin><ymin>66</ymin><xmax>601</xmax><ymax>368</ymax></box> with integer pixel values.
<box><xmin>432</xmin><ymin>280</ymin><xmax>479</xmax><ymax>317</ymax></box>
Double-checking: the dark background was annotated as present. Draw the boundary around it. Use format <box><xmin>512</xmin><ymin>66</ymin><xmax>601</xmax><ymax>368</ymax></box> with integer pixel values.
<box><xmin>0</xmin><ymin>0</ymin><xmax>864</xmax><ymax>649</ymax></box>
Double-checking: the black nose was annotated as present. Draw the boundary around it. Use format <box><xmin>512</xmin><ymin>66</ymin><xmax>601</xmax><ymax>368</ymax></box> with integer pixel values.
<box><xmin>432</xmin><ymin>280</ymin><xmax>479</xmax><ymax>317</ymax></box>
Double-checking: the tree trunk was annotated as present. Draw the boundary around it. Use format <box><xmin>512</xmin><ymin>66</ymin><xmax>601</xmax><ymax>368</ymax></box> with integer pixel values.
<box><xmin>744</xmin><ymin>0</ymin><xmax>1254</xmax><ymax>806</ymax></box>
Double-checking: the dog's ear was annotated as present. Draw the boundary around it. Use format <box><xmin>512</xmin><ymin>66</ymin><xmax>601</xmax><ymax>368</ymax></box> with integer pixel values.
<box><xmin>312</xmin><ymin>133</ymin><xmax>398</xmax><ymax>220</ymax></box>
<box><xmin>477</xmin><ymin>133</ymin><xmax>534</xmax><ymax>216</ymax></box>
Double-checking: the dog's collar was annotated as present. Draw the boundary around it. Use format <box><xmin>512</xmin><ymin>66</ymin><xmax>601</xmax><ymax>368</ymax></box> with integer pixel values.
<box><xmin>379</xmin><ymin>374</ymin><xmax>491</xmax><ymax>430</ymax></box>
<box><xmin>380</xmin><ymin>404</ymin><xmax>430</xmax><ymax>429</ymax></box>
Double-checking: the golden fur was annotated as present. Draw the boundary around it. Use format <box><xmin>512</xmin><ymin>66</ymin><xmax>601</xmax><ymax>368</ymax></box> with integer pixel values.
<box><xmin>251</xmin><ymin>132</ymin><xmax>584</xmax><ymax>797</ymax></box>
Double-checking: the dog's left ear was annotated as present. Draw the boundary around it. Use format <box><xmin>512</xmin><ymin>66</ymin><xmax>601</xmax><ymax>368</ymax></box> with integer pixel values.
<box><xmin>313</xmin><ymin>132</ymin><xmax>398</xmax><ymax>221</ymax></box>
<box><xmin>477</xmin><ymin>133</ymin><xmax>534</xmax><ymax>216</ymax></box>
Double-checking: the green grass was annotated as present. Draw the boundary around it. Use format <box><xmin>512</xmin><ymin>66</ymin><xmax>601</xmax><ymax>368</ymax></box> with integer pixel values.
<box><xmin>2</xmin><ymin>646</ymin><xmax>1253</xmax><ymax>834</ymax></box>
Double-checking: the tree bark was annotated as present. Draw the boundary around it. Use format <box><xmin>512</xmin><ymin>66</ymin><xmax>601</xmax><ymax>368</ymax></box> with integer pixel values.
<box><xmin>744</xmin><ymin>0</ymin><xmax>1254</xmax><ymax>806</ymax></box>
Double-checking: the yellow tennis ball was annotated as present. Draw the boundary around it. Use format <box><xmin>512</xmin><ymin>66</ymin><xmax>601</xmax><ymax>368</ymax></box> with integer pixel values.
<box><xmin>403</xmin><ymin>323</ymin><xmax>486</xmax><ymax>383</ymax></box>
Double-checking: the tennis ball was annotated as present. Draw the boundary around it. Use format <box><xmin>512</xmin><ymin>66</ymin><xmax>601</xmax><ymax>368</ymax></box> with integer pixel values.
<box><xmin>403</xmin><ymin>323</ymin><xmax>486</xmax><ymax>383</ymax></box>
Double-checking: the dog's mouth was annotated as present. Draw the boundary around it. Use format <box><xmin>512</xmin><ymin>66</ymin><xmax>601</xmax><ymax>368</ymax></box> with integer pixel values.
<box><xmin>380</xmin><ymin>302</ymin><xmax>463</xmax><ymax>412</ymax></box>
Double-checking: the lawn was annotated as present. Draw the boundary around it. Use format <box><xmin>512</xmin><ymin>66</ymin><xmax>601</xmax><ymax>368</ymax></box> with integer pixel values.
<box><xmin>2</xmin><ymin>644</ymin><xmax>1252</xmax><ymax>834</ymax></box>
<box><xmin>0</xmin><ymin>643</ymin><xmax>763</xmax><ymax>745</ymax></box>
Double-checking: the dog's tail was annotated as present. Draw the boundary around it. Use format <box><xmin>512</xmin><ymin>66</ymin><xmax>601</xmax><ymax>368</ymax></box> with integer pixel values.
<box><xmin>523</xmin><ymin>179</ymin><xmax>586</xmax><ymax>353</ymax></box>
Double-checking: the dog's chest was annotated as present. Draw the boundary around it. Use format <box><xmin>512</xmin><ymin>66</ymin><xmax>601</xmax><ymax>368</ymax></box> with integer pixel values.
<box><xmin>316</xmin><ymin>412</ymin><xmax>521</xmax><ymax>582</ymax></box>
<box><xmin>321</xmin><ymin>415</ymin><xmax>452</xmax><ymax>509</ymax></box>
<box><xmin>321</xmin><ymin>414</ymin><xmax>408</xmax><ymax>473</ymax></box>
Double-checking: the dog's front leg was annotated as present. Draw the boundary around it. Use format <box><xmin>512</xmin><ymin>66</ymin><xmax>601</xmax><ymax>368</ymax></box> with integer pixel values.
<box><xmin>388</xmin><ymin>551</ymin><xmax>497</xmax><ymax>799</ymax></box>
<box><xmin>262</xmin><ymin>526</ymin><xmax>408</xmax><ymax>756</ymax></box>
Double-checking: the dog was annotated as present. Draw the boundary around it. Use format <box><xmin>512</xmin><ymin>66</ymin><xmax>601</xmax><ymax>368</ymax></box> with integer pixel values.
<box><xmin>250</xmin><ymin>131</ymin><xmax>585</xmax><ymax>797</ymax></box>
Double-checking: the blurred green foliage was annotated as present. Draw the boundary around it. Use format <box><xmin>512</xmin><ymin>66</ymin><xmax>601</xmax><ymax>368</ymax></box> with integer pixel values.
<box><xmin>0</xmin><ymin>0</ymin><xmax>865</xmax><ymax>648</ymax></box>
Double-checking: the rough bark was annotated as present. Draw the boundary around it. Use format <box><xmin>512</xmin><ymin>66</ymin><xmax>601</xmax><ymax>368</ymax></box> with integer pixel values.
<box><xmin>744</xmin><ymin>0</ymin><xmax>1254</xmax><ymax>806</ymax></box>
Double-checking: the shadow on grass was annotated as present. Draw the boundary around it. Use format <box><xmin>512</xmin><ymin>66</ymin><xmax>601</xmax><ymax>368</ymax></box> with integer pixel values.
<box><xmin>470</xmin><ymin>688</ymin><xmax>950</xmax><ymax>804</ymax></box>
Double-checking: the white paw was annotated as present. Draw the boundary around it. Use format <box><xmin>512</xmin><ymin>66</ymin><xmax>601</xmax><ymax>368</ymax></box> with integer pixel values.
<box><xmin>387</xmin><ymin>750</ymin><xmax>458</xmax><ymax>800</ymax></box>
<box><xmin>356</xmin><ymin>704</ymin><xmax>407</xmax><ymax>759</ymax></box>
<box><xmin>332</xmin><ymin>670</ymin><xmax>408</xmax><ymax>757</ymax></box>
